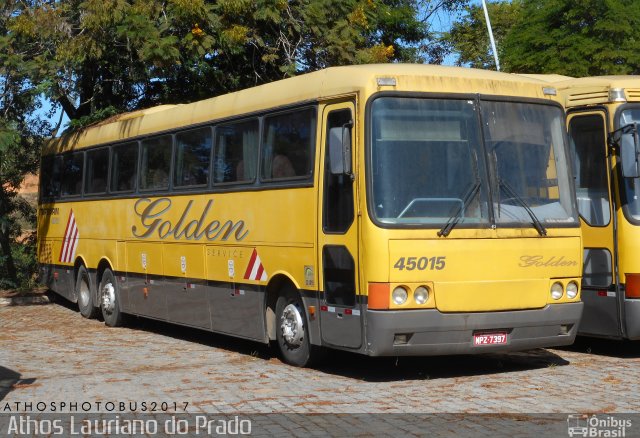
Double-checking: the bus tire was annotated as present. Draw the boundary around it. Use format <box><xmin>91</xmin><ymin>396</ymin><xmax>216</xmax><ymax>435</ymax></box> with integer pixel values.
<box><xmin>275</xmin><ymin>287</ymin><xmax>318</xmax><ymax>367</ymax></box>
<box><xmin>99</xmin><ymin>268</ymin><xmax>124</xmax><ymax>327</ymax></box>
<box><xmin>76</xmin><ymin>265</ymin><xmax>98</xmax><ymax>319</ymax></box>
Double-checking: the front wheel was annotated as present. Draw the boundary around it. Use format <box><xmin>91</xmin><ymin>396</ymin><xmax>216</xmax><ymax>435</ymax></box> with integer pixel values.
<box><xmin>76</xmin><ymin>265</ymin><xmax>98</xmax><ymax>319</ymax></box>
<box><xmin>99</xmin><ymin>268</ymin><xmax>124</xmax><ymax>327</ymax></box>
<box><xmin>275</xmin><ymin>288</ymin><xmax>320</xmax><ymax>367</ymax></box>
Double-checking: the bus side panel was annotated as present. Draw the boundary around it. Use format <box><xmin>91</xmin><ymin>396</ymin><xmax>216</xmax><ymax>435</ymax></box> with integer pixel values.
<box><xmin>164</xmin><ymin>244</ymin><xmax>211</xmax><ymax>330</ymax></box>
<box><xmin>47</xmin><ymin>262</ymin><xmax>76</xmax><ymax>302</ymax></box>
<box><xmin>206</xmin><ymin>245</ymin><xmax>266</xmax><ymax>341</ymax></box>
<box><xmin>125</xmin><ymin>242</ymin><xmax>167</xmax><ymax>320</ymax></box>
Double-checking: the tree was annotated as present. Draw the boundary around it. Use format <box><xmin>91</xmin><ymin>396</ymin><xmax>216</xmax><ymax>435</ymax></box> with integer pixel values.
<box><xmin>444</xmin><ymin>0</ymin><xmax>521</xmax><ymax>70</ymax></box>
<box><xmin>501</xmin><ymin>0</ymin><xmax>640</xmax><ymax>76</ymax></box>
<box><xmin>0</xmin><ymin>1</ymin><xmax>50</xmax><ymax>289</ymax></box>
<box><xmin>447</xmin><ymin>0</ymin><xmax>640</xmax><ymax>76</ymax></box>
<box><xmin>9</xmin><ymin>0</ymin><xmax>469</xmax><ymax>129</ymax></box>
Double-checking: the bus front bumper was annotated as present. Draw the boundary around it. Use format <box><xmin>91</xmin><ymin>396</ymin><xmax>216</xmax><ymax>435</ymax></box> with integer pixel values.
<box><xmin>364</xmin><ymin>303</ymin><xmax>583</xmax><ymax>356</ymax></box>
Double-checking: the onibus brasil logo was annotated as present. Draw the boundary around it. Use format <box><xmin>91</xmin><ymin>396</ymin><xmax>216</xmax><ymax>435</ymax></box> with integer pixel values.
<box><xmin>567</xmin><ymin>414</ymin><xmax>632</xmax><ymax>437</ymax></box>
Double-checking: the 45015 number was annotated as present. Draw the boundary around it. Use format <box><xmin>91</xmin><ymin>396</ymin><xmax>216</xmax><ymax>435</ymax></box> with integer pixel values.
<box><xmin>393</xmin><ymin>256</ymin><xmax>446</xmax><ymax>271</ymax></box>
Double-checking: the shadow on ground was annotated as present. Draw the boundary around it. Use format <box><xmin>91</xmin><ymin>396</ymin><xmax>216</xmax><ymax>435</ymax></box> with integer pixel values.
<box><xmin>47</xmin><ymin>297</ymin><xmax>571</xmax><ymax>383</ymax></box>
<box><xmin>554</xmin><ymin>335</ymin><xmax>640</xmax><ymax>359</ymax></box>
<box><xmin>122</xmin><ymin>310</ymin><xmax>571</xmax><ymax>382</ymax></box>
<box><xmin>0</xmin><ymin>366</ymin><xmax>37</xmax><ymax>401</ymax></box>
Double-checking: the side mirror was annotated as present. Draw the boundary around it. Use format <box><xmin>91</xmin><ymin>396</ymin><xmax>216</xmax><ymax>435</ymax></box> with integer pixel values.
<box><xmin>329</xmin><ymin>122</ymin><xmax>352</xmax><ymax>175</ymax></box>
<box><xmin>620</xmin><ymin>123</ymin><xmax>640</xmax><ymax>178</ymax></box>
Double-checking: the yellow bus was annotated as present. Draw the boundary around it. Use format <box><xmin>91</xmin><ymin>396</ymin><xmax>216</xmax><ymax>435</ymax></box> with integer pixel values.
<box><xmin>546</xmin><ymin>76</ymin><xmax>640</xmax><ymax>340</ymax></box>
<box><xmin>38</xmin><ymin>64</ymin><xmax>583</xmax><ymax>366</ymax></box>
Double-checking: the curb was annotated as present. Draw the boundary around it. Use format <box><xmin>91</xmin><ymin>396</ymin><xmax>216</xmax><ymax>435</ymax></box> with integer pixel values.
<box><xmin>0</xmin><ymin>295</ymin><xmax>51</xmax><ymax>307</ymax></box>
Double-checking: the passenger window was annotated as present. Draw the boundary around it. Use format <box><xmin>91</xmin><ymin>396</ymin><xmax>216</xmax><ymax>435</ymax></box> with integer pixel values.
<box><xmin>111</xmin><ymin>142</ymin><xmax>138</xmax><ymax>193</ymax></box>
<box><xmin>175</xmin><ymin>127</ymin><xmax>212</xmax><ymax>187</ymax></box>
<box><xmin>214</xmin><ymin>119</ymin><xmax>259</xmax><ymax>184</ymax></box>
<box><xmin>569</xmin><ymin>114</ymin><xmax>610</xmax><ymax>226</ymax></box>
<box><xmin>261</xmin><ymin>108</ymin><xmax>316</xmax><ymax>181</ymax></box>
<box><xmin>85</xmin><ymin>148</ymin><xmax>109</xmax><ymax>194</ymax></box>
<box><xmin>140</xmin><ymin>135</ymin><xmax>172</xmax><ymax>191</ymax></box>
<box><xmin>40</xmin><ymin>155</ymin><xmax>62</xmax><ymax>200</ymax></box>
<box><xmin>60</xmin><ymin>152</ymin><xmax>84</xmax><ymax>197</ymax></box>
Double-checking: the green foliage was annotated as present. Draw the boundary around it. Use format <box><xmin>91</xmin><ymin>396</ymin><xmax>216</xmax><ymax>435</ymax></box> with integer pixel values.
<box><xmin>444</xmin><ymin>1</ymin><xmax>521</xmax><ymax>69</ymax></box>
<box><xmin>0</xmin><ymin>1</ymin><xmax>49</xmax><ymax>290</ymax></box>
<box><xmin>66</xmin><ymin>106</ymin><xmax>120</xmax><ymax>131</ymax></box>
<box><xmin>0</xmin><ymin>228</ymin><xmax>37</xmax><ymax>291</ymax></box>
<box><xmin>502</xmin><ymin>0</ymin><xmax>640</xmax><ymax>76</ymax></box>
<box><xmin>448</xmin><ymin>0</ymin><xmax>640</xmax><ymax>76</ymax></box>
<box><xmin>7</xmin><ymin>0</ymin><xmax>455</xmax><ymax>126</ymax></box>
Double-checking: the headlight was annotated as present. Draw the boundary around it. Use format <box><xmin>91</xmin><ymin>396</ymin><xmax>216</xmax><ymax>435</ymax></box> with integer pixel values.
<box><xmin>566</xmin><ymin>282</ymin><xmax>579</xmax><ymax>299</ymax></box>
<box><xmin>550</xmin><ymin>282</ymin><xmax>564</xmax><ymax>300</ymax></box>
<box><xmin>414</xmin><ymin>286</ymin><xmax>429</xmax><ymax>305</ymax></box>
<box><xmin>392</xmin><ymin>286</ymin><xmax>408</xmax><ymax>305</ymax></box>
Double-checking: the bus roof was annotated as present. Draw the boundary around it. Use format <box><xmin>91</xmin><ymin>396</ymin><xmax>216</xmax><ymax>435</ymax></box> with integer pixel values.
<box><xmin>549</xmin><ymin>75</ymin><xmax>640</xmax><ymax>108</ymax></box>
<box><xmin>515</xmin><ymin>73</ymin><xmax>575</xmax><ymax>83</ymax></box>
<box><xmin>44</xmin><ymin>63</ymin><xmax>558</xmax><ymax>154</ymax></box>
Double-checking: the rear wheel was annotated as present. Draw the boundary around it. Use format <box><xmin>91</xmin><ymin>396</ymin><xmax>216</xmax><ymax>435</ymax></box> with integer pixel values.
<box><xmin>76</xmin><ymin>265</ymin><xmax>98</xmax><ymax>319</ymax></box>
<box><xmin>275</xmin><ymin>287</ymin><xmax>320</xmax><ymax>367</ymax></box>
<box><xmin>100</xmin><ymin>268</ymin><xmax>124</xmax><ymax>327</ymax></box>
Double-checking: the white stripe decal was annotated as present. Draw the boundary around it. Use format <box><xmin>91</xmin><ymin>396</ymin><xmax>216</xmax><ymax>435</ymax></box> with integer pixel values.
<box><xmin>249</xmin><ymin>255</ymin><xmax>261</xmax><ymax>279</ymax></box>
<box><xmin>63</xmin><ymin>221</ymin><xmax>77</xmax><ymax>262</ymax></box>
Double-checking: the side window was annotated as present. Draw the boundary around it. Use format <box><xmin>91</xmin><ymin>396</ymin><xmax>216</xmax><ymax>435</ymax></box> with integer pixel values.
<box><xmin>60</xmin><ymin>152</ymin><xmax>84</xmax><ymax>197</ymax></box>
<box><xmin>111</xmin><ymin>142</ymin><xmax>138</xmax><ymax>193</ymax></box>
<box><xmin>140</xmin><ymin>135</ymin><xmax>172</xmax><ymax>191</ymax></box>
<box><xmin>214</xmin><ymin>119</ymin><xmax>259</xmax><ymax>184</ymax></box>
<box><xmin>175</xmin><ymin>127</ymin><xmax>212</xmax><ymax>188</ymax></box>
<box><xmin>261</xmin><ymin>108</ymin><xmax>316</xmax><ymax>181</ymax></box>
<box><xmin>40</xmin><ymin>155</ymin><xmax>62</xmax><ymax>200</ymax></box>
<box><xmin>569</xmin><ymin>114</ymin><xmax>610</xmax><ymax>226</ymax></box>
<box><xmin>324</xmin><ymin>109</ymin><xmax>354</xmax><ymax>233</ymax></box>
<box><xmin>85</xmin><ymin>148</ymin><xmax>109</xmax><ymax>195</ymax></box>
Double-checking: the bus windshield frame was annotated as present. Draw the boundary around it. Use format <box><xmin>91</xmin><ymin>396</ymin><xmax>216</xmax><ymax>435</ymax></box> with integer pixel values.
<box><xmin>367</xmin><ymin>93</ymin><xmax>578</xmax><ymax>230</ymax></box>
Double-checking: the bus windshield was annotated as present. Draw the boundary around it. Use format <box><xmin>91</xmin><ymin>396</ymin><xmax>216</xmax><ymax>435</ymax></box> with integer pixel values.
<box><xmin>369</xmin><ymin>96</ymin><xmax>577</xmax><ymax>229</ymax></box>
<box><xmin>620</xmin><ymin>108</ymin><xmax>640</xmax><ymax>222</ymax></box>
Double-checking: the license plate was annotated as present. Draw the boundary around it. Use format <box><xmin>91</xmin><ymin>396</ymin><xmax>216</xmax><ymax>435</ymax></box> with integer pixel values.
<box><xmin>473</xmin><ymin>332</ymin><xmax>508</xmax><ymax>346</ymax></box>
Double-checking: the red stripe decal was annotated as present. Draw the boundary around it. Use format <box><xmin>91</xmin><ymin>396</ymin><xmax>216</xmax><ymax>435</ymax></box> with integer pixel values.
<box><xmin>255</xmin><ymin>264</ymin><xmax>264</xmax><ymax>281</ymax></box>
<box><xmin>244</xmin><ymin>249</ymin><xmax>258</xmax><ymax>279</ymax></box>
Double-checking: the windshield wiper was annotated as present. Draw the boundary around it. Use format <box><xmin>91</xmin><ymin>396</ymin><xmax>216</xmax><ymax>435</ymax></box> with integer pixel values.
<box><xmin>498</xmin><ymin>179</ymin><xmax>547</xmax><ymax>236</ymax></box>
<box><xmin>438</xmin><ymin>182</ymin><xmax>481</xmax><ymax>237</ymax></box>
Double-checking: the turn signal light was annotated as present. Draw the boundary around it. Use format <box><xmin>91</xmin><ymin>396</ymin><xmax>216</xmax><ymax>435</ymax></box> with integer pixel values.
<box><xmin>368</xmin><ymin>283</ymin><xmax>390</xmax><ymax>309</ymax></box>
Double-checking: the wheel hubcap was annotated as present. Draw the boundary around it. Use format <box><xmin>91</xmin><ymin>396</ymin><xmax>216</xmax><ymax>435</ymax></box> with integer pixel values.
<box><xmin>101</xmin><ymin>282</ymin><xmax>116</xmax><ymax>314</ymax></box>
<box><xmin>280</xmin><ymin>303</ymin><xmax>305</xmax><ymax>347</ymax></box>
<box><xmin>79</xmin><ymin>279</ymin><xmax>90</xmax><ymax>308</ymax></box>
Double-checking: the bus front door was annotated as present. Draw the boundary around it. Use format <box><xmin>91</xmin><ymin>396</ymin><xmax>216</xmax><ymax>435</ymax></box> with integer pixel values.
<box><xmin>568</xmin><ymin>111</ymin><xmax>621</xmax><ymax>337</ymax></box>
<box><xmin>317</xmin><ymin>101</ymin><xmax>362</xmax><ymax>349</ymax></box>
